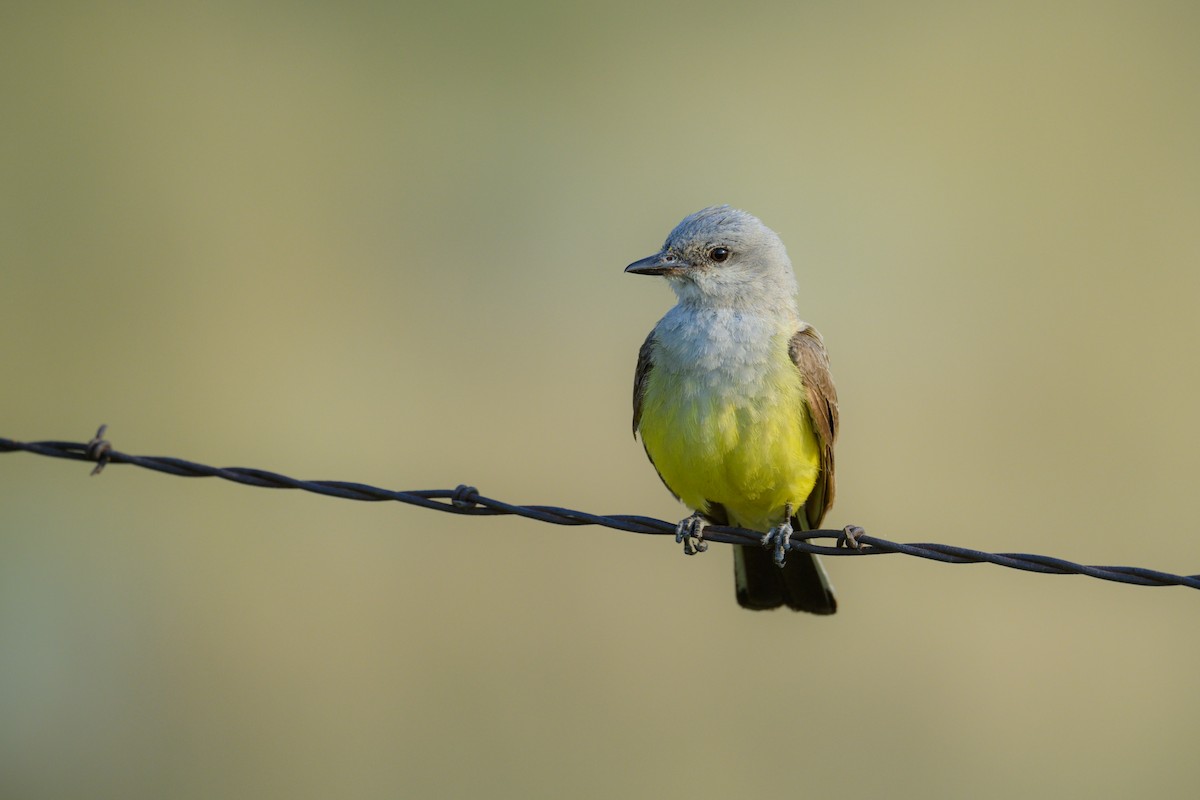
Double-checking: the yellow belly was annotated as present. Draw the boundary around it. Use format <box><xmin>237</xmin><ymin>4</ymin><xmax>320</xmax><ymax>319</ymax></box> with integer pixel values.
<box><xmin>639</xmin><ymin>350</ymin><xmax>820</xmax><ymax>533</ymax></box>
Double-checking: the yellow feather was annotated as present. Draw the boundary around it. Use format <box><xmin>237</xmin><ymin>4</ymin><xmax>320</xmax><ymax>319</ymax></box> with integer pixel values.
<box><xmin>639</xmin><ymin>333</ymin><xmax>820</xmax><ymax>533</ymax></box>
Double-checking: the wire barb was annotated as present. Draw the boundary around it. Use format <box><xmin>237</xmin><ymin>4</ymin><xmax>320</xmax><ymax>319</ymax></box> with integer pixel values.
<box><xmin>839</xmin><ymin>525</ymin><xmax>866</xmax><ymax>550</ymax></box>
<box><xmin>451</xmin><ymin>484</ymin><xmax>479</xmax><ymax>509</ymax></box>
<box><xmin>2</xmin><ymin>427</ymin><xmax>1198</xmax><ymax>592</ymax></box>
<box><xmin>86</xmin><ymin>424</ymin><xmax>112</xmax><ymax>476</ymax></box>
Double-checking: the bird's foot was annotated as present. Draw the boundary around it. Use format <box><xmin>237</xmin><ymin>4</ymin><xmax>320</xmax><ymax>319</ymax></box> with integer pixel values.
<box><xmin>760</xmin><ymin>504</ymin><xmax>795</xmax><ymax>567</ymax></box>
<box><xmin>674</xmin><ymin>512</ymin><xmax>709</xmax><ymax>555</ymax></box>
<box><xmin>838</xmin><ymin>525</ymin><xmax>867</xmax><ymax>550</ymax></box>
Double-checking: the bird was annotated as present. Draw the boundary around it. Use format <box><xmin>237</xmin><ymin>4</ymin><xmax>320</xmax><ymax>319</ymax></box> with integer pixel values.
<box><xmin>627</xmin><ymin>205</ymin><xmax>847</xmax><ymax>613</ymax></box>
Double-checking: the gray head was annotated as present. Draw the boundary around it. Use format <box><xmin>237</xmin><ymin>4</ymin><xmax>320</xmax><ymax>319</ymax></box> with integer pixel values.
<box><xmin>625</xmin><ymin>205</ymin><xmax>798</xmax><ymax>308</ymax></box>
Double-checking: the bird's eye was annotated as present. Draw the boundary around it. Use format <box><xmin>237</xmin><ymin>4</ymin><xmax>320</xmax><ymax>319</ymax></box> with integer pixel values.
<box><xmin>709</xmin><ymin>247</ymin><xmax>730</xmax><ymax>263</ymax></box>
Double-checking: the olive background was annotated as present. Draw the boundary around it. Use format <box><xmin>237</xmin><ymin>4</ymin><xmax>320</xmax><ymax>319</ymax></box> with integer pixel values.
<box><xmin>2</xmin><ymin>2</ymin><xmax>1199</xmax><ymax>798</ymax></box>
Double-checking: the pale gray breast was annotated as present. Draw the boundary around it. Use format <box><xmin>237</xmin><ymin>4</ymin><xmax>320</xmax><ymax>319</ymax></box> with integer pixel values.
<box><xmin>653</xmin><ymin>306</ymin><xmax>793</xmax><ymax>400</ymax></box>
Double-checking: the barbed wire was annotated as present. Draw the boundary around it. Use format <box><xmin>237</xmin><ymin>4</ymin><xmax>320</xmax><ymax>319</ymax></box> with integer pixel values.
<box><xmin>3</xmin><ymin>426</ymin><xmax>1198</xmax><ymax>591</ymax></box>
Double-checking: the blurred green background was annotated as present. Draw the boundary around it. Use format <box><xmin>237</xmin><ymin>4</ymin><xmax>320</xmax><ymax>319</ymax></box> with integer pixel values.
<box><xmin>3</xmin><ymin>1</ymin><xmax>1199</xmax><ymax>798</ymax></box>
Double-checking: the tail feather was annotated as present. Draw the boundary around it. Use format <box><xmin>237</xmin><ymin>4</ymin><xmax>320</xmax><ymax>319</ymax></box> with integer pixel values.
<box><xmin>734</xmin><ymin>545</ymin><xmax>837</xmax><ymax>614</ymax></box>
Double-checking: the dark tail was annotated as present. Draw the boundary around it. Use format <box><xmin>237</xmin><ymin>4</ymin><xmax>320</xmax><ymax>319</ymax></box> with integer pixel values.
<box><xmin>734</xmin><ymin>545</ymin><xmax>837</xmax><ymax>614</ymax></box>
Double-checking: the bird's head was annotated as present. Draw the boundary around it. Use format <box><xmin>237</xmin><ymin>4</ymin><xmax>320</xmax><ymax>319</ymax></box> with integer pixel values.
<box><xmin>625</xmin><ymin>205</ymin><xmax>798</xmax><ymax>308</ymax></box>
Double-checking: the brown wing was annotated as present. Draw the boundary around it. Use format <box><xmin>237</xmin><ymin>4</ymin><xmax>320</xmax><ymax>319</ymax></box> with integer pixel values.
<box><xmin>632</xmin><ymin>331</ymin><xmax>684</xmax><ymax>503</ymax></box>
<box><xmin>788</xmin><ymin>326</ymin><xmax>839</xmax><ymax>529</ymax></box>
<box><xmin>632</xmin><ymin>331</ymin><xmax>656</xmax><ymax>436</ymax></box>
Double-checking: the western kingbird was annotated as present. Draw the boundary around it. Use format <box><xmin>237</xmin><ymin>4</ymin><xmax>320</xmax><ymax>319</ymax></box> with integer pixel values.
<box><xmin>627</xmin><ymin>205</ymin><xmax>841</xmax><ymax>613</ymax></box>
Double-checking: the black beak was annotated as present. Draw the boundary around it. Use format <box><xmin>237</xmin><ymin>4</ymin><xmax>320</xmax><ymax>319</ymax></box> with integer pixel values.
<box><xmin>625</xmin><ymin>252</ymin><xmax>688</xmax><ymax>275</ymax></box>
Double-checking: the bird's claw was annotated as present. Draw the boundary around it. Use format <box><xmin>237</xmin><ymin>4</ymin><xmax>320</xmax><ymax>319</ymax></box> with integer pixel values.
<box><xmin>675</xmin><ymin>513</ymin><xmax>709</xmax><ymax>555</ymax></box>
<box><xmin>761</xmin><ymin>515</ymin><xmax>794</xmax><ymax>567</ymax></box>
<box><xmin>839</xmin><ymin>524</ymin><xmax>867</xmax><ymax>550</ymax></box>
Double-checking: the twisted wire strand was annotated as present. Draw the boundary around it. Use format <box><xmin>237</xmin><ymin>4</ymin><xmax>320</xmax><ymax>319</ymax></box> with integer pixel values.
<box><xmin>3</xmin><ymin>427</ymin><xmax>1198</xmax><ymax>591</ymax></box>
